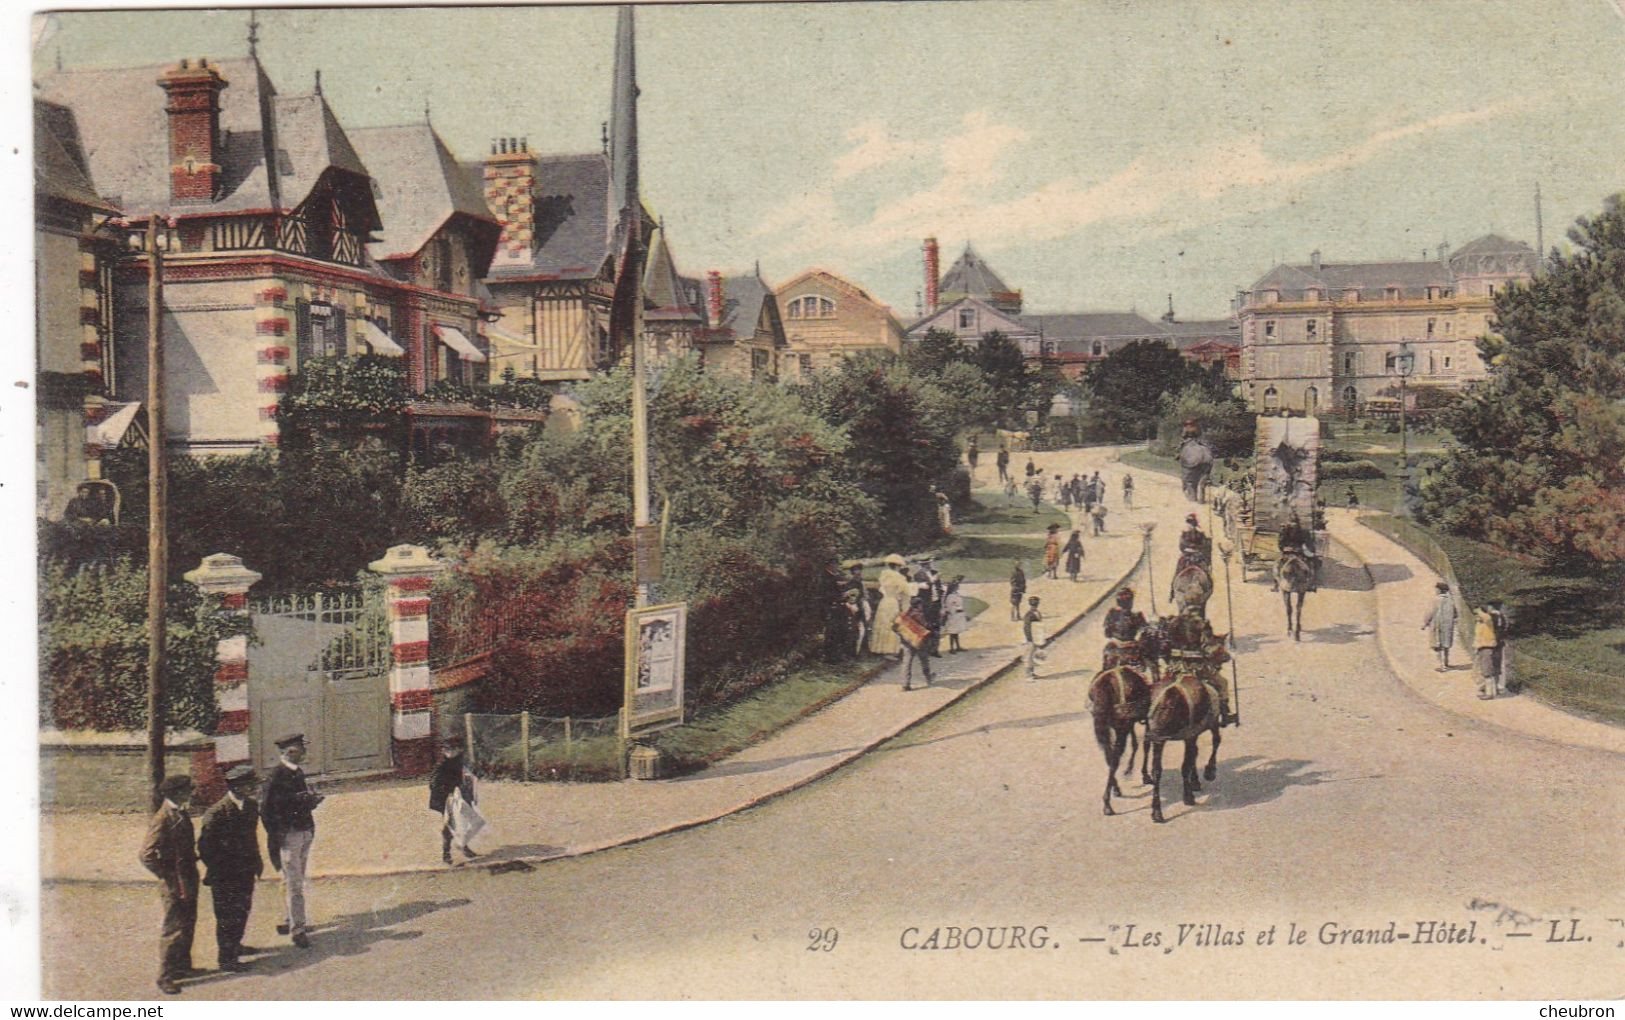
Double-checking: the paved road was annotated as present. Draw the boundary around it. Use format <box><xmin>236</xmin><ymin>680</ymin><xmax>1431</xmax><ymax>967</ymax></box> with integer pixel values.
<box><xmin>42</xmin><ymin>448</ymin><xmax>1625</xmax><ymax>999</ymax></box>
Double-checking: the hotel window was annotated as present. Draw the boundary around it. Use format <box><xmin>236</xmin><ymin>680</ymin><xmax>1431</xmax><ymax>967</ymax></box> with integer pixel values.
<box><xmin>1305</xmin><ymin>288</ymin><xmax>1322</xmax><ymax>302</ymax></box>
<box><xmin>1385</xmin><ymin>287</ymin><xmax>1400</xmax><ymax>301</ymax></box>
<box><xmin>1427</xmin><ymin>353</ymin><xmax>1436</xmax><ymax>374</ymax></box>
<box><xmin>1263</xmin><ymin>386</ymin><xmax>1280</xmax><ymax>411</ymax></box>
<box><xmin>1343</xmin><ymin>289</ymin><xmax>1360</xmax><ymax>302</ymax></box>
<box><xmin>1305</xmin><ymin>319</ymin><xmax>1317</xmax><ymax>339</ymax></box>
<box><xmin>1444</xmin><ymin>322</ymin><xmax>1453</xmax><ymax>334</ymax></box>
<box><xmin>1263</xmin><ymin>320</ymin><xmax>1276</xmax><ymax>339</ymax></box>
<box><xmin>1091</xmin><ymin>340</ymin><xmax>1104</xmax><ymax>357</ymax></box>
<box><xmin>959</xmin><ymin>308</ymin><xmax>975</xmax><ymax>329</ymax></box>
<box><xmin>1487</xmin><ymin>284</ymin><xmax>1497</xmax><ymax>297</ymax></box>
<box><xmin>1443</xmin><ymin>356</ymin><xmax>1453</xmax><ymax>369</ymax></box>
<box><xmin>798</xmin><ymin>353</ymin><xmax>813</xmax><ymax>375</ymax></box>
<box><xmin>1385</xmin><ymin>352</ymin><xmax>1397</xmax><ymax>374</ymax></box>
<box><xmin>1343</xmin><ymin>352</ymin><xmax>1357</xmax><ymax>375</ymax></box>
<box><xmin>1426</xmin><ymin>318</ymin><xmax>1436</xmax><ymax>338</ymax></box>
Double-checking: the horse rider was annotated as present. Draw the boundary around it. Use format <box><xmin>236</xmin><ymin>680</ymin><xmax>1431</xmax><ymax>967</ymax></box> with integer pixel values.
<box><xmin>1177</xmin><ymin>513</ymin><xmax>1213</xmax><ymax>574</ymax></box>
<box><xmin>1277</xmin><ymin>511</ymin><xmax>1319</xmax><ymax>592</ymax></box>
<box><xmin>1102</xmin><ymin>587</ymin><xmax>1150</xmax><ymax>673</ymax></box>
<box><xmin>1160</xmin><ymin>603</ymin><xmax>1237</xmax><ymax>726</ymax></box>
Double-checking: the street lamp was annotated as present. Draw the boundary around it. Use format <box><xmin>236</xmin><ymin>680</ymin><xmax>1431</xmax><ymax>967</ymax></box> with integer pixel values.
<box><xmin>123</xmin><ymin>216</ymin><xmax>174</xmax><ymax>810</ymax></box>
<box><xmin>1395</xmin><ymin>340</ymin><xmax>1416</xmax><ymax>515</ymax></box>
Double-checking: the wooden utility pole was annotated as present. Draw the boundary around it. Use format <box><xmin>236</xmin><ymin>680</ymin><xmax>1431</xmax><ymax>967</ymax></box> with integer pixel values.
<box><xmin>630</xmin><ymin>247</ymin><xmax>651</xmax><ymax>609</ymax></box>
<box><xmin>144</xmin><ymin>218</ymin><xmax>169</xmax><ymax>811</ymax></box>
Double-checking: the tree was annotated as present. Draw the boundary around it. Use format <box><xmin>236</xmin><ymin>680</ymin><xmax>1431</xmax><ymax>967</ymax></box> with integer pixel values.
<box><xmin>905</xmin><ymin>327</ymin><xmax>970</xmax><ymax>376</ymax></box>
<box><xmin>1423</xmin><ymin>194</ymin><xmax>1625</xmax><ymax>566</ymax></box>
<box><xmin>1086</xmin><ymin>339</ymin><xmax>1206</xmax><ymax>441</ymax></box>
<box><xmin>973</xmin><ymin>331</ymin><xmax>1038</xmax><ymax>428</ymax></box>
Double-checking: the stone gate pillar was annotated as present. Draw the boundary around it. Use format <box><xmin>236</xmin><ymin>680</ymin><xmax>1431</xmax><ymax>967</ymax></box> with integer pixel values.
<box><xmin>184</xmin><ymin>553</ymin><xmax>261</xmax><ymax>803</ymax></box>
<box><xmin>370</xmin><ymin>544</ymin><xmax>445</xmax><ymax>776</ymax></box>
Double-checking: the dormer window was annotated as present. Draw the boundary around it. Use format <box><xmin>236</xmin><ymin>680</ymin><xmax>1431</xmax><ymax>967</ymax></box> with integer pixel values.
<box><xmin>1261</xmin><ymin>290</ymin><xmax>1280</xmax><ymax>305</ymax></box>
<box><xmin>1385</xmin><ymin>287</ymin><xmax>1401</xmax><ymax>301</ymax></box>
<box><xmin>1091</xmin><ymin>340</ymin><xmax>1104</xmax><ymax>357</ymax></box>
<box><xmin>1305</xmin><ymin>288</ymin><xmax>1322</xmax><ymax>302</ymax></box>
<box><xmin>958</xmin><ymin>308</ymin><xmax>976</xmax><ymax>329</ymax></box>
<box><xmin>1343</xmin><ymin>288</ymin><xmax>1360</xmax><ymax>302</ymax></box>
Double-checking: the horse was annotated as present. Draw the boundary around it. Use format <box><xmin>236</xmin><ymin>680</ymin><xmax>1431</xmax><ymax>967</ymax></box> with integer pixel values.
<box><xmin>1087</xmin><ymin>664</ymin><xmax>1155</xmax><ymax>816</ymax></box>
<box><xmin>1274</xmin><ymin>550</ymin><xmax>1315</xmax><ymax>641</ymax></box>
<box><xmin>1170</xmin><ymin>561</ymin><xmax>1214</xmax><ymax>615</ymax></box>
<box><xmin>1144</xmin><ymin>638</ymin><xmax>1227</xmax><ymax>824</ymax></box>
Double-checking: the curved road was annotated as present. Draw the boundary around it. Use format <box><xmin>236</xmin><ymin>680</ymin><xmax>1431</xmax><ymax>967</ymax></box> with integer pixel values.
<box><xmin>44</xmin><ymin>448</ymin><xmax>1625</xmax><ymax>999</ymax></box>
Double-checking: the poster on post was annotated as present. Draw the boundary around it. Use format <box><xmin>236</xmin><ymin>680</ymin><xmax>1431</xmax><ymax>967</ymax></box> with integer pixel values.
<box><xmin>621</xmin><ymin>602</ymin><xmax>686</xmax><ymax>738</ymax></box>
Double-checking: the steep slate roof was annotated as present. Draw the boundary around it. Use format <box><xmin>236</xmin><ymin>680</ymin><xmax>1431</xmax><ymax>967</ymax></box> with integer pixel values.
<box><xmin>348</xmin><ymin>123</ymin><xmax>496</xmax><ymax>260</ymax></box>
<box><xmin>1022</xmin><ymin>312</ymin><xmax>1163</xmax><ymax>341</ymax></box>
<box><xmin>642</xmin><ymin>224</ymin><xmax>705</xmax><ymax>322</ymax></box>
<box><xmin>34</xmin><ymin>98</ymin><xmax>117</xmax><ymax>212</ymax></box>
<box><xmin>36</xmin><ymin>58</ymin><xmax>376</xmax><ymax>227</ymax></box>
<box><xmin>482</xmin><ymin>153</ymin><xmax>614</xmax><ymax>280</ymax></box>
<box><xmin>1449</xmin><ymin>234</ymin><xmax>1533</xmax><ymax>260</ymax></box>
<box><xmin>708</xmin><ymin>272</ymin><xmax>785</xmax><ymax>345</ymax></box>
<box><xmin>904</xmin><ymin>296</ymin><xmax>1036</xmax><ymax>337</ymax></box>
<box><xmin>938</xmin><ymin>244</ymin><xmax>1015</xmax><ymax>301</ymax></box>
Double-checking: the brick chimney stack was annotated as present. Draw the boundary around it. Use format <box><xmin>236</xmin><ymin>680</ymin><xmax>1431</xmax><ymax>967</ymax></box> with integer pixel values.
<box><xmin>923</xmin><ymin>237</ymin><xmax>940</xmax><ymax>313</ymax></box>
<box><xmin>706</xmin><ymin>271</ymin><xmax>725</xmax><ymax>327</ymax></box>
<box><xmin>158</xmin><ymin>57</ymin><xmax>229</xmax><ymax>204</ymax></box>
<box><xmin>484</xmin><ymin>136</ymin><xmax>538</xmax><ymax>269</ymax></box>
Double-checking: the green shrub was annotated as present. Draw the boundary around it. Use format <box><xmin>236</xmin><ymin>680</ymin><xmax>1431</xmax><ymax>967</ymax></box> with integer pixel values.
<box><xmin>39</xmin><ymin>558</ymin><xmax>248</xmax><ymax>732</ymax></box>
<box><xmin>1321</xmin><ymin>460</ymin><xmax>1387</xmax><ymax>480</ymax></box>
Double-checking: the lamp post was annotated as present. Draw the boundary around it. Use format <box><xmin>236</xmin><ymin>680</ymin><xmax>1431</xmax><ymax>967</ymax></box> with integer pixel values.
<box><xmin>128</xmin><ymin>216</ymin><xmax>173</xmax><ymax>810</ymax></box>
<box><xmin>1395</xmin><ymin>340</ymin><xmax>1416</xmax><ymax>516</ymax></box>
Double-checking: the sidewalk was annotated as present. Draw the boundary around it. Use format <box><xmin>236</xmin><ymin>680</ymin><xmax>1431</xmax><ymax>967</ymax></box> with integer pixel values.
<box><xmin>1328</xmin><ymin>511</ymin><xmax>1625</xmax><ymax>757</ymax></box>
<box><xmin>43</xmin><ymin>509</ymin><xmax>1146</xmax><ymax>885</ymax></box>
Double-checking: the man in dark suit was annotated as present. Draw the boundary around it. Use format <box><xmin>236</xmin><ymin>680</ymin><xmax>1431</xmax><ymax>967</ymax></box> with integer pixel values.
<box><xmin>197</xmin><ymin>765</ymin><xmax>263</xmax><ymax>971</ymax></box>
<box><xmin>139</xmin><ymin>774</ymin><xmax>199</xmax><ymax>995</ymax></box>
<box><xmin>260</xmin><ymin>734</ymin><xmax>323</xmax><ymax>949</ymax></box>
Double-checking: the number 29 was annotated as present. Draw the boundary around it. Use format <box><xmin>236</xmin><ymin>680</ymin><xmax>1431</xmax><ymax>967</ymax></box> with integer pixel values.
<box><xmin>807</xmin><ymin>927</ymin><xmax>839</xmax><ymax>952</ymax></box>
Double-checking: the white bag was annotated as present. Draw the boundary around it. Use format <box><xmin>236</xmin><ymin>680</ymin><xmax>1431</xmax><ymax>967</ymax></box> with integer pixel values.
<box><xmin>444</xmin><ymin>786</ymin><xmax>488</xmax><ymax>847</ymax></box>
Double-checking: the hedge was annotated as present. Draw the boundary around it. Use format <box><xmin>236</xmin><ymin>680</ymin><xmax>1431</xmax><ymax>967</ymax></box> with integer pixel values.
<box><xmin>1321</xmin><ymin>460</ymin><xmax>1387</xmax><ymax>480</ymax></box>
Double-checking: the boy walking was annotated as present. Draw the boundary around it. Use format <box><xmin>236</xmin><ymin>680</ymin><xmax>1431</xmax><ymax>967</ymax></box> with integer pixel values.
<box><xmin>1022</xmin><ymin>596</ymin><xmax>1045</xmax><ymax>680</ymax></box>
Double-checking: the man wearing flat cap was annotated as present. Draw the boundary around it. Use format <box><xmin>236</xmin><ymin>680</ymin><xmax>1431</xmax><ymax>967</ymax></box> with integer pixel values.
<box><xmin>261</xmin><ymin>734</ymin><xmax>323</xmax><ymax>948</ymax></box>
<box><xmin>198</xmin><ymin>765</ymin><xmax>264</xmax><ymax>971</ymax></box>
<box><xmin>139</xmin><ymin>774</ymin><xmax>198</xmax><ymax>995</ymax></box>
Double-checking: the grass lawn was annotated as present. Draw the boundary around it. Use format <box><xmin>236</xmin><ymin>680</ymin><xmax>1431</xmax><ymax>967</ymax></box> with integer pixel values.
<box><xmin>935</xmin><ymin>534</ymin><xmax>1050</xmax><ymax>582</ymax></box>
<box><xmin>1117</xmin><ymin>447</ymin><xmax>1179</xmax><ymax>478</ymax></box>
<box><xmin>954</xmin><ymin>499</ymin><xmax>1072</xmax><ymax>536</ymax></box>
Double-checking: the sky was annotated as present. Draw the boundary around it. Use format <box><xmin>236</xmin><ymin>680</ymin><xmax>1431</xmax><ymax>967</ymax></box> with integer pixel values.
<box><xmin>30</xmin><ymin>0</ymin><xmax>1625</xmax><ymax>321</ymax></box>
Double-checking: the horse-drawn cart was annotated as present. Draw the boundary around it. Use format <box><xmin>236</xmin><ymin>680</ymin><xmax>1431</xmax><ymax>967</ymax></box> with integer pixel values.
<box><xmin>1223</xmin><ymin>416</ymin><xmax>1326</xmax><ymax>582</ymax></box>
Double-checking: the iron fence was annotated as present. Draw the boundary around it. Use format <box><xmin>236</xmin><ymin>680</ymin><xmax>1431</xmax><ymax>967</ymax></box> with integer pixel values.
<box><xmin>251</xmin><ymin>587</ymin><xmax>389</xmax><ymax>676</ymax></box>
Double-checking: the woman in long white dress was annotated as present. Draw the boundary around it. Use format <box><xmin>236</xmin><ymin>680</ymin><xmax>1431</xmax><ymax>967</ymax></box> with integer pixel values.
<box><xmin>869</xmin><ymin>555</ymin><xmax>910</xmax><ymax>656</ymax></box>
<box><xmin>941</xmin><ymin>578</ymin><xmax>970</xmax><ymax>653</ymax></box>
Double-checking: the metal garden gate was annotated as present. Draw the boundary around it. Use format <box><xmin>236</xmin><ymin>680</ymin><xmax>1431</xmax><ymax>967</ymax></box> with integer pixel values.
<box><xmin>248</xmin><ymin>589</ymin><xmax>392</xmax><ymax>776</ymax></box>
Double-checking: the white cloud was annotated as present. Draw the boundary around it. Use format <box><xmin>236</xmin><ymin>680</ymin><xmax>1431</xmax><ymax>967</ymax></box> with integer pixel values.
<box><xmin>753</xmin><ymin>100</ymin><xmax>1528</xmax><ymax>264</ymax></box>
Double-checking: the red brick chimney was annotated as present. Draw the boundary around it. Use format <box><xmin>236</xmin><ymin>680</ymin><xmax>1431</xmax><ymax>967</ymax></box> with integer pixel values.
<box><xmin>923</xmin><ymin>236</ymin><xmax>940</xmax><ymax>313</ymax></box>
<box><xmin>706</xmin><ymin>271</ymin><xmax>725</xmax><ymax>327</ymax></box>
<box><xmin>158</xmin><ymin>57</ymin><xmax>229</xmax><ymax>204</ymax></box>
<box><xmin>484</xmin><ymin>137</ymin><xmax>537</xmax><ymax>269</ymax></box>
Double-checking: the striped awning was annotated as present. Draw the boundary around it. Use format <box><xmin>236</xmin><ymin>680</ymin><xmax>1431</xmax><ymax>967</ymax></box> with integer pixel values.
<box><xmin>89</xmin><ymin>401</ymin><xmax>141</xmax><ymax>446</ymax></box>
<box><xmin>484</xmin><ymin>324</ymin><xmax>541</xmax><ymax>351</ymax></box>
<box><xmin>361</xmin><ymin>319</ymin><xmax>406</xmax><ymax>357</ymax></box>
<box><xmin>433</xmin><ymin>324</ymin><xmax>487</xmax><ymax>363</ymax></box>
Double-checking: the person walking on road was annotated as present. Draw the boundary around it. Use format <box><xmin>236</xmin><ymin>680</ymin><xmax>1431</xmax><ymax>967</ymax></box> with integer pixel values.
<box><xmin>1027</xmin><ymin>477</ymin><xmax>1044</xmax><ymax>514</ymax></box>
<box><xmin>966</xmin><ymin>437</ymin><xmax>980</xmax><ymax>478</ymax></box>
<box><xmin>1123</xmin><ymin>472</ymin><xmax>1135</xmax><ymax>509</ymax></box>
<box><xmin>1420</xmin><ymin>581</ymin><xmax>1459</xmax><ymax>671</ymax></box>
<box><xmin>941</xmin><ymin>577</ymin><xmax>969</xmax><ymax>652</ymax></box>
<box><xmin>1063</xmin><ymin>530</ymin><xmax>1085</xmax><ymax>582</ymax></box>
<box><xmin>1092</xmin><ymin>471</ymin><xmax>1104</xmax><ymax>505</ymax></box>
<box><xmin>430</xmin><ymin>742</ymin><xmax>485</xmax><ymax>865</ymax></box>
<box><xmin>261</xmin><ymin>734</ymin><xmax>323</xmax><ymax>950</ymax></box>
<box><xmin>895</xmin><ymin>595</ymin><xmax>935</xmax><ymax>691</ymax></box>
<box><xmin>1022</xmin><ymin>596</ymin><xmax>1046</xmax><ymax>680</ymax></box>
<box><xmin>1009</xmin><ymin>561</ymin><xmax>1026</xmax><ymax>621</ymax></box>
<box><xmin>1090</xmin><ymin>499</ymin><xmax>1108</xmax><ymax>536</ymax></box>
<box><xmin>140</xmin><ymin>774</ymin><xmax>199</xmax><ymax>995</ymax></box>
<box><xmin>196</xmin><ymin>765</ymin><xmax>263</xmax><ymax>973</ymax></box>
<box><xmin>996</xmin><ymin>443</ymin><xmax>1010</xmax><ymax>484</ymax></box>
<box><xmin>1043</xmin><ymin>523</ymin><xmax>1062</xmax><ymax>579</ymax></box>
<box><xmin>870</xmin><ymin>555</ymin><xmax>910</xmax><ymax>657</ymax></box>
<box><xmin>1473</xmin><ymin>599</ymin><xmax>1509</xmax><ymax>698</ymax></box>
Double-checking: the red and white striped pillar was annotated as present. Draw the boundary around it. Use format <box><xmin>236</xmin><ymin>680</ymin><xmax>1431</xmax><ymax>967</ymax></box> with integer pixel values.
<box><xmin>369</xmin><ymin>544</ymin><xmax>446</xmax><ymax>776</ymax></box>
<box><xmin>254</xmin><ymin>283</ymin><xmax>290</xmax><ymax>447</ymax></box>
<box><xmin>183</xmin><ymin>553</ymin><xmax>261</xmax><ymax>804</ymax></box>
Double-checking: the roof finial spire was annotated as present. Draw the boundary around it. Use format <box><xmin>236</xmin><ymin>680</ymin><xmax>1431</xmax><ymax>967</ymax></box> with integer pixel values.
<box><xmin>754</xmin><ymin>259</ymin><xmax>761</xmax><ymax>278</ymax></box>
<box><xmin>314</xmin><ymin>68</ymin><xmax>322</xmax><ymax>96</ymax></box>
<box><xmin>424</xmin><ymin>96</ymin><xmax>431</xmax><ymax>124</ymax></box>
<box><xmin>247</xmin><ymin>9</ymin><xmax>260</xmax><ymax>59</ymax></box>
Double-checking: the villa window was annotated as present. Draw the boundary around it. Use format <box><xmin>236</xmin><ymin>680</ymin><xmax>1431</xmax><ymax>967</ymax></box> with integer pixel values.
<box><xmin>1263</xmin><ymin>386</ymin><xmax>1280</xmax><ymax>411</ymax></box>
<box><xmin>799</xmin><ymin>353</ymin><xmax>813</xmax><ymax>375</ymax></box>
<box><xmin>1263</xmin><ymin>320</ymin><xmax>1276</xmax><ymax>339</ymax></box>
<box><xmin>1443</xmin><ymin>356</ymin><xmax>1453</xmax><ymax>370</ymax></box>
<box><xmin>1305</xmin><ymin>319</ymin><xmax>1317</xmax><ymax>339</ymax></box>
<box><xmin>1091</xmin><ymin>340</ymin><xmax>1104</xmax><ymax>357</ymax></box>
<box><xmin>1343</xmin><ymin>352</ymin><xmax>1357</xmax><ymax>375</ymax></box>
<box><xmin>959</xmin><ymin>308</ymin><xmax>975</xmax><ymax>329</ymax></box>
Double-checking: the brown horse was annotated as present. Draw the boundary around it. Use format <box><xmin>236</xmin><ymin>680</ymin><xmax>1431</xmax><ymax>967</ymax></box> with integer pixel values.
<box><xmin>1144</xmin><ymin>638</ymin><xmax>1227</xmax><ymax>823</ymax></box>
<box><xmin>1274</xmin><ymin>550</ymin><xmax>1315</xmax><ymax>641</ymax></box>
<box><xmin>1088</xmin><ymin>664</ymin><xmax>1155</xmax><ymax>816</ymax></box>
<box><xmin>1170</xmin><ymin>562</ymin><xmax>1213</xmax><ymax>614</ymax></box>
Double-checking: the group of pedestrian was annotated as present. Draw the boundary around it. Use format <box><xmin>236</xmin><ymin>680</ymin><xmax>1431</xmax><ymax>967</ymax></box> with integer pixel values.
<box><xmin>139</xmin><ymin>734</ymin><xmax>322</xmax><ymax>995</ymax></box>
<box><xmin>1421</xmin><ymin>583</ymin><xmax>1511</xmax><ymax>698</ymax></box>
<box><xmin>139</xmin><ymin>732</ymin><xmax>490</xmax><ymax>996</ymax></box>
